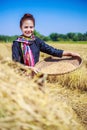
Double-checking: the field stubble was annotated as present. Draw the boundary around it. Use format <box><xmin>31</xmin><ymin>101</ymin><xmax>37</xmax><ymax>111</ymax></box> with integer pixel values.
<box><xmin>0</xmin><ymin>42</ymin><xmax>87</xmax><ymax>130</ymax></box>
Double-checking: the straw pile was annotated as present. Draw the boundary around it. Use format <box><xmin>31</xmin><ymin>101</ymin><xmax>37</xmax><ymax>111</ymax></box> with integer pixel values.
<box><xmin>0</xmin><ymin>59</ymin><xmax>84</xmax><ymax>130</ymax></box>
<box><xmin>0</xmin><ymin>43</ymin><xmax>87</xmax><ymax>130</ymax></box>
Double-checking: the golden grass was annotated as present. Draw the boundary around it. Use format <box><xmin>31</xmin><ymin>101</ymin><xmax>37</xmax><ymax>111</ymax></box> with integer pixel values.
<box><xmin>0</xmin><ymin>42</ymin><xmax>87</xmax><ymax>130</ymax></box>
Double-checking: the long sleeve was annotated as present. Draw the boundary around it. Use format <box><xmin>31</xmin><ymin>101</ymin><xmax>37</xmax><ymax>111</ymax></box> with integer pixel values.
<box><xmin>37</xmin><ymin>38</ymin><xmax>64</xmax><ymax>57</ymax></box>
<box><xmin>12</xmin><ymin>41</ymin><xmax>24</xmax><ymax>63</ymax></box>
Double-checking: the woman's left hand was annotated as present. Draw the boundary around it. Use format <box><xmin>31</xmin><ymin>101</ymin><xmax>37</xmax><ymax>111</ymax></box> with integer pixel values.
<box><xmin>70</xmin><ymin>52</ymin><xmax>80</xmax><ymax>57</ymax></box>
<box><xmin>63</xmin><ymin>51</ymin><xmax>80</xmax><ymax>57</ymax></box>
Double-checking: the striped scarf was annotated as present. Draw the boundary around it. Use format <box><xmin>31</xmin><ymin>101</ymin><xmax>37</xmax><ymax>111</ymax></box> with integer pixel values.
<box><xmin>15</xmin><ymin>35</ymin><xmax>35</xmax><ymax>67</ymax></box>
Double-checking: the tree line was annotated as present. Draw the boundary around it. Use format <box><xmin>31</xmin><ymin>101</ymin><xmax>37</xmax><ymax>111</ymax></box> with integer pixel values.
<box><xmin>0</xmin><ymin>31</ymin><xmax>87</xmax><ymax>42</ymax></box>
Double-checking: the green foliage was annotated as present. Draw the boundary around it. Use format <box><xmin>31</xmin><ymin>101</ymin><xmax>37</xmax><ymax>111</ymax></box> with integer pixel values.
<box><xmin>0</xmin><ymin>35</ymin><xmax>18</xmax><ymax>43</ymax></box>
<box><xmin>49</xmin><ymin>33</ymin><xmax>58</xmax><ymax>41</ymax></box>
<box><xmin>49</xmin><ymin>32</ymin><xmax>87</xmax><ymax>42</ymax></box>
<box><xmin>0</xmin><ymin>31</ymin><xmax>87</xmax><ymax>43</ymax></box>
<box><xmin>34</xmin><ymin>30</ymin><xmax>50</xmax><ymax>41</ymax></box>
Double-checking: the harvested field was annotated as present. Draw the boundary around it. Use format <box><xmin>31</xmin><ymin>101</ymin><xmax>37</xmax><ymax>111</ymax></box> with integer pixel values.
<box><xmin>0</xmin><ymin>42</ymin><xmax>87</xmax><ymax>130</ymax></box>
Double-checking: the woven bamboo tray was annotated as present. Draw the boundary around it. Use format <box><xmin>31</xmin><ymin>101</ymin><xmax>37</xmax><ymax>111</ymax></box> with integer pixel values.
<box><xmin>35</xmin><ymin>56</ymin><xmax>82</xmax><ymax>75</ymax></box>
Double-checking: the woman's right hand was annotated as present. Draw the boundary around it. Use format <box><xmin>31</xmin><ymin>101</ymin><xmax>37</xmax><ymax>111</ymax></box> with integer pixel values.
<box><xmin>30</xmin><ymin>66</ymin><xmax>39</xmax><ymax>74</ymax></box>
<box><xmin>25</xmin><ymin>66</ymin><xmax>39</xmax><ymax>74</ymax></box>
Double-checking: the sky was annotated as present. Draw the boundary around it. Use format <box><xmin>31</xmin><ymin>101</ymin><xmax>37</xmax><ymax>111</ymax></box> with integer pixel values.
<box><xmin>0</xmin><ymin>0</ymin><xmax>87</xmax><ymax>36</ymax></box>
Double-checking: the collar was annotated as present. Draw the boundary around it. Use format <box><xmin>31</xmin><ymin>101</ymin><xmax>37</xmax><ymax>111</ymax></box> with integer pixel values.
<box><xmin>15</xmin><ymin>35</ymin><xmax>36</xmax><ymax>44</ymax></box>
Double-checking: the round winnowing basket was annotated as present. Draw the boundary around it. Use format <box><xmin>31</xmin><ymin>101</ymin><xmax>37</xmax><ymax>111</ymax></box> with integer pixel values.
<box><xmin>35</xmin><ymin>56</ymin><xmax>82</xmax><ymax>75</ymax></box>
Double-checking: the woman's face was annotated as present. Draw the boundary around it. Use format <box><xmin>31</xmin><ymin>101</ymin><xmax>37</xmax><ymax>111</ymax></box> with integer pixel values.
<box><xmin>21</xmin><ymin>19</ymin><xmax>34</xmax><ymax>37</ymax></box>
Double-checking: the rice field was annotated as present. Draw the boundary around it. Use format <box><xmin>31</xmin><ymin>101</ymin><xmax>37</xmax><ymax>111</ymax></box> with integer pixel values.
<box><xmin>0</xmin><ymin>42</ymin><xmax>87</xmax><ymax>130</ymax></box>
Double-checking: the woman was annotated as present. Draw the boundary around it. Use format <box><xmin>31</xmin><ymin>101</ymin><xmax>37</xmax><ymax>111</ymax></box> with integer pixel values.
<box><xmin>12</xmin><ymin>13</ymin><xmax>80</xmax><ymax>72</ymax></box>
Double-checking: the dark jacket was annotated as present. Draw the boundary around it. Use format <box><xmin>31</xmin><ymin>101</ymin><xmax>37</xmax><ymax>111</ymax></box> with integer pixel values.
<box><xmin>12</xmin><ymin>36</ymin><xmax>63</xmax><ymax>65</ymax></box>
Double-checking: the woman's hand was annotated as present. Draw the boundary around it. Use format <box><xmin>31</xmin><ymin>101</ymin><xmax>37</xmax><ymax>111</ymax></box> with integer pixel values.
<box><xmin>30</xmin><ymin>66</ymin><xmax>39</xmax><ymax>73</ymax></box>
<box><xmin>25</xmin><ymin>66</ymin><xmax>39</xmax><ymax>74</ymax></box>
<box><xmin>62</xmin><ymin>51</ymin><xmax>80</xmax><ymax>57</ymax></box>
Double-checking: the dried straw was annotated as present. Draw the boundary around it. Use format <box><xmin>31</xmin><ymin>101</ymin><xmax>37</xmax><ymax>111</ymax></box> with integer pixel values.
<box><xmin>0</xmin><ymin>58</ymin><xmax>84</xmax><ymax>130</ymax></box>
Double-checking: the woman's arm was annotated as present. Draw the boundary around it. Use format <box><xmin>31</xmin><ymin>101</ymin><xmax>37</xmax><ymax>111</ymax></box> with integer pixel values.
<box><xmin>12</xmin><ymin>41</ymin><xmax>23</xmax><ymax>63</ymax></box>
<box><xmin>37</xmin><ymin>38</ymin><xmax>63</xmax><ymax>57</ymax></box>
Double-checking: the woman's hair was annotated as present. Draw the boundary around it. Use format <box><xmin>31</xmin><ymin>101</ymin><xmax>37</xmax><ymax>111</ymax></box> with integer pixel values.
<box><xmin>20</xmin><ymin>13</ymin><xmax>35</xmax><ymax>28</ymax></box>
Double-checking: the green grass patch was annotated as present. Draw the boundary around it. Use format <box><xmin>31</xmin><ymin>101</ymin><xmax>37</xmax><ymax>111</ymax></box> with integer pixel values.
<box><xmin>47</xmin><ymin>41</ymin><xmax>87</xmax><ymax>44</ymax></box>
